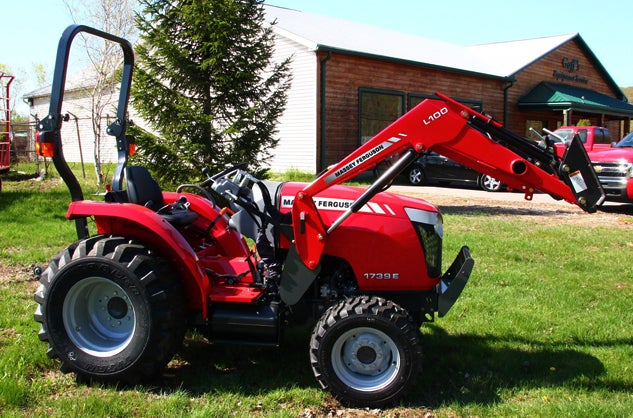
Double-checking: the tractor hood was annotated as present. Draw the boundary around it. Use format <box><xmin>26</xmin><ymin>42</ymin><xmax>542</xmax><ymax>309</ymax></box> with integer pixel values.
<box><xmin>278</xmin><ymin>181</ymin><xmax>440</xmax><ymax>220</ymax></box>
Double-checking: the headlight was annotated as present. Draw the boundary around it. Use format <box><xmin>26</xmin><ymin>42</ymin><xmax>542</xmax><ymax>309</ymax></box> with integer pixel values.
<box><xmin>613</xmin><ymin>160</ymin><xmax>633</xmax><ymax>178</ymax></box>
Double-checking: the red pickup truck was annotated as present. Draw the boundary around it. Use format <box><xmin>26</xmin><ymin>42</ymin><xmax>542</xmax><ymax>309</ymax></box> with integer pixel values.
<box><xmin>588</xmin><ymin>132</ymin><xmax>633</xmax><ymax>204</ymax></box>
<box><xmin>549</xmin><ymin>126</ymin><xmax>632</xmax><ymax>204</ymax></box>
<box><xmin>551</xmin><ymin>125</ymin><xmax>613</xmax><ymax>155</ymax></box>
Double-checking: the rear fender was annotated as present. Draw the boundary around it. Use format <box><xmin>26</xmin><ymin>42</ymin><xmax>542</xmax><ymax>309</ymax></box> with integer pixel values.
<box><xmin>66</xmin><ymin>200</ymin><xmax>210</xmax><ymax>317</ymax></box>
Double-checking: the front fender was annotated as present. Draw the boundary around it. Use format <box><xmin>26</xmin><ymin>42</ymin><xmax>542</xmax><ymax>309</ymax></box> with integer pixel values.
<box><xmin>66</xmin><ymin>200</ymin><xmax>209</xmax><ymax>317</ymax></box>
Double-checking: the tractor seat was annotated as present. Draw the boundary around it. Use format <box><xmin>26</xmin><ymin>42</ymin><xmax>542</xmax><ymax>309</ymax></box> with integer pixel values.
<box><xmin>125</xmin><ymin>166</ymin><xmax>198</xmax><ymax>227</ymax></box>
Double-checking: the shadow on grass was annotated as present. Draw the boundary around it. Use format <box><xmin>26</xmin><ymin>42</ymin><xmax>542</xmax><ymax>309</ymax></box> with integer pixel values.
<box><xmin>407</xmin><ymin>325</ymin><xmax>615</xmax><ymax>408</ymax></box>
<box><xmin>438</xmin><ymin>201</ymin><xmax>633</xmax><ymax>217</ymax></box>
<box><xmin>597</xmin><ymin>203</ymin><xmax>633</xmax><ymax>215</ymax></box>
<box><xmin>162</xmin><ymin>327</ymin><xmax>316</xmax><ymax>396</ymax></box>
<box><xmin>158</xmin><ymin>324</ymin><xmax>622</xmax><ymax>408</ymax></box>
<box><xmin>2</xmin><ymin>170</ymin><xmax>40</xmax><ymax>182</ymax></box>
<box><xmin>437</xmin><ymin>204</ymin><xmax>567</xmax><ymax>217</ymax></box>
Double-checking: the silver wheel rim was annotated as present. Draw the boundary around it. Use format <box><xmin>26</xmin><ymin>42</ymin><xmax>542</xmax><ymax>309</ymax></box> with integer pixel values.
<box><xmin>409</xmin><ymin>168</ymin><xmax>422</xmax><ymax>185</ymax></box>
<box><xmin>331</xmin><ymin>327</ymin><xmax>401</xmax><ymax>392</ymax></box>
<box><xmin>482</xmin><ymin>175</ymin><xmax>501</xmax><ymax>191</ymax></box>
<box><xmin>63</xmin><ymin>277</ymin><xmax>136</xmax><ymax>357</ymax></box>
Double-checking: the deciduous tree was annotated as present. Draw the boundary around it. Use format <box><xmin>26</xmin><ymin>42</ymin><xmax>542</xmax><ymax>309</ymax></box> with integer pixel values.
<box><xmin>64</xmin><ymin>0</ymin><xmax>137</xmax><ymax>184</ymax></box>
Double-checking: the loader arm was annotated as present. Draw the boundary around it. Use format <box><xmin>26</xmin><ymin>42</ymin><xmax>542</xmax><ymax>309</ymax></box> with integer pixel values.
<box><xmin>292</xmin><ymin>92</ymin><xmax>604</xmax><ymax>269</ymax></box>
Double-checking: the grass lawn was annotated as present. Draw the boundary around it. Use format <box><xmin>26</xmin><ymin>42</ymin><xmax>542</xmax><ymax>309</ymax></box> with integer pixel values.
<box><xmin>1</xmin><ymin>163</ymin><xmax>632</xmax><ymax>417</ymax></box>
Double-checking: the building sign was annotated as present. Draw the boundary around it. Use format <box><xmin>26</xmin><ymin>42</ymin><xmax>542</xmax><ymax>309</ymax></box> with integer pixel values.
<box><xmin>553</xmin><ymin>57</ymin><xmax>589</xmax><ymax>84</ymax></box>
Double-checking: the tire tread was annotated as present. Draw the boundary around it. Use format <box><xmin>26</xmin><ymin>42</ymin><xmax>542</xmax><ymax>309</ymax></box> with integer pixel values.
<box><xmin>310</xmin><ymin>295</ymin><xmax>423</xmax><ymax>407</ymax></box>
<box><xmin>33</xmin><ymin>234</ymin><xmax>186</xmax><ymax>384</ymax></box>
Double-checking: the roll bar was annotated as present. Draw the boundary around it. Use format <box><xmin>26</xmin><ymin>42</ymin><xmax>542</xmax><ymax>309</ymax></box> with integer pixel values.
<box><xmin>36</xmin><ymin>25</ymin><xmax>134</xmax><ymax>238</ymax></box>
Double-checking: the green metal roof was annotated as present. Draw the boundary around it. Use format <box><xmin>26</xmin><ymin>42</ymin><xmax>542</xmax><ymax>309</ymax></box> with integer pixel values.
<box><xmin>518</xmin><ymin>82</ymin><xmax>633</xmax><ymax>117</ymax></box>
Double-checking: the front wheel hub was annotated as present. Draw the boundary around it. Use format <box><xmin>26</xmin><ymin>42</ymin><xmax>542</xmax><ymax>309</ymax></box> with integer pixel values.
<box><xmin>332</xmin><ymin>327</ymin><xmax>401</xmax><ymax>391</ymax></box>
<box><xmin>342</xmin><ymin>332</ymin><xmax>391</xmax><ymax>375</ymax></box>
<box><xmin>107</xmin><ymin>296</ymin><xmax>129</xmax><ymax>319</ymax></box>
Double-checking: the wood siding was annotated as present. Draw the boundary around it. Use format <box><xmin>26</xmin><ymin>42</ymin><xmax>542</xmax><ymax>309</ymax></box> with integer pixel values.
<box><xmin>319</xmin><ymin>52</ymin><xmax>506</xmax><ymax>168</ymax></box>
<box><xmin>506</xmin><ymin>38</ymin><xmax>625</xmax><ymax>136</ymax></box>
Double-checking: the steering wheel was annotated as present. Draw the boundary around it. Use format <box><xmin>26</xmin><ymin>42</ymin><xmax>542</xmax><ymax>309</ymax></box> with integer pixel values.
<box><xmin>201</xmin><ymin>162</ymin><xmax>249</xmax><ymax>187</ymax></box>
<box><xmin>174</xmin><ymin>183</ymin><xmax>217</xmax><ymax>207</ymax></box>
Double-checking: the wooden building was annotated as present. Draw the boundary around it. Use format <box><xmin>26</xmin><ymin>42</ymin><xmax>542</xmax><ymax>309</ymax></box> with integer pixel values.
<box><xmin>266</xmin><ymin>5</ymin><xmax>633</xmax><ymax>173</ymax></box>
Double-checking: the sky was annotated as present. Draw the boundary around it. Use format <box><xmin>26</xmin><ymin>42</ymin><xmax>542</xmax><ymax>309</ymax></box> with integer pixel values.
<box><xmin>3</xmin><ymin>0</ymin><xmax>633</xmax><ymax>115</ymax></box>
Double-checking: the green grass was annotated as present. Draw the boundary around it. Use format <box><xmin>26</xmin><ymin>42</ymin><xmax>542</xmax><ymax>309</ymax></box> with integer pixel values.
<box><xmin>1</xmin><ymin>163</ymin><xmax>633</xmax><ymax>416</ymax></box>
<box><xmin>268</xmin><ymin>167</ymin><xmax>317</xmax><ymax>182</ymax></box>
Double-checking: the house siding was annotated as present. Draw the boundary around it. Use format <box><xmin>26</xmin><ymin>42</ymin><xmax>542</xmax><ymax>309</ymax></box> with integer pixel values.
<box><xmin>268</xmin><ymin>34</ymin><xmax>318</xmax><ymax>172</ymax></box>
<box><xmin>31</xmin><ymin>89</ymin><xmax>120</xmax><ymax>166</ymax></box>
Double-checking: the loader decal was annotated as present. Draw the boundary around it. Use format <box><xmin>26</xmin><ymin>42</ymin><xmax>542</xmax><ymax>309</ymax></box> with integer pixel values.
<box><xmin>568</xmin><ymin>170</ymin><xmax>588</xmax><ymax>193</ymax></box>
<box><xmin>325</xmin><ymin>137</ymin><xmax>402</xmax><ymax>184</ymax></box>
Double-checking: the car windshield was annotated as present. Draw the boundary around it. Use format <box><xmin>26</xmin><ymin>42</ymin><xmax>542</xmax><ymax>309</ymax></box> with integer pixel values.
<box><xmin>552</xmin><ymin>128</ymin><xmax>587</xmax><ymax>144</ymax></box>
<box><xmin>616</xmin><ymin>132</ymin><xmax>633</xmax><ymax>148</ymax></box>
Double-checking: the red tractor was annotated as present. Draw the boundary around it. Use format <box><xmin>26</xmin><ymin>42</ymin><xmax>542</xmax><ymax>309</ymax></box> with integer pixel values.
<box><xmin>33</xmin><ymin>26</ymin><xmax>604</xmax><ymax>407</ymax></box>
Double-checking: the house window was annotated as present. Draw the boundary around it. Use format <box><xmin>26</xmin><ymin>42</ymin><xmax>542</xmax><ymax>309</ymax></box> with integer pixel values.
<box><xmin>359</xmin><ymin>88</ymin><xmax>405</xmax><ymax>144</ymax></box>
<box><xmin>525</xmin><ymin>120</ymin><xmax>546</xmax><ymax>141</ymax></box>
<box><xmin>408</xmin><ymin>93</ymin><xmax>483</xmax><ymax>112</ymax></box>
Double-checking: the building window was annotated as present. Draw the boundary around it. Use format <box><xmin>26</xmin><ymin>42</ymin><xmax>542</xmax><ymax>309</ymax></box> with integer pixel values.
<box><xmin>408</xmin><ymin>93</ymin><xmax>483</xmax><ymax>112</ymax></box>
<box><xmin>359</xmin><ymin>88</ymin><xmax>404</xmax><ymax>144</ymax></box>
<box><xmin>525</xmin><ymin>120</ymin><xmax>546</xmax><ymax>141</ymax></box>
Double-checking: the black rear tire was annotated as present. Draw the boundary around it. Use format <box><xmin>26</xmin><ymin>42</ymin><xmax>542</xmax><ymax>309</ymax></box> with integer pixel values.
<box><xmin>34</xmin><ymin>235</ymin><xmax>186</xmax><ymax>384</ymax></box>
<box><xmin>310</xmin><ymin>296</ymin><xmax>422</xmax><ymax>407</ymax></box>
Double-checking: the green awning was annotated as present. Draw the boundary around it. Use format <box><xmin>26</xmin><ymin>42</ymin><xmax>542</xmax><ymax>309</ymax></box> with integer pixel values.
<box><xmin>518</xmin><ymin>82</ymin><xmax>633</xmax><ymax>117</ymax></box>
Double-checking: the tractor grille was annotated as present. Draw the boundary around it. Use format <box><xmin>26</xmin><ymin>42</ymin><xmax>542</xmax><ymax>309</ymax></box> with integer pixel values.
<box><xmin>412</xmin><ymin>222</ymin><xmax>443</xmax><ymax>278</ymax></box>
<box><xmin>404</xmin><ymin>207</ymin><xmax>443</xmax><ymax>278</ymax></box>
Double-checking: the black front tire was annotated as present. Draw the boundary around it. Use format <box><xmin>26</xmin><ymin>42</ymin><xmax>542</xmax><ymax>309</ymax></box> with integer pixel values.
<box><xmin>34</xmin><ymin>235</ymin><xmax>186</xmax><ymax>384</ymax></box>
<box><xmin>310</xmin><ymin>296</ymin><xmax>422</xmax><ymax>407</ymax></box>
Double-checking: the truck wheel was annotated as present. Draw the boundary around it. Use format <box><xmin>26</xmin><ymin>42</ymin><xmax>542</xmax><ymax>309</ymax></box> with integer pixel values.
<box><xmin>310</xmin><ymin>296</ymin><xmax>422</xmax><ymax>407</ymax></box>
<box><xmin>34</xmin><ymin>235</ymin><xmax>186</xmax><ymax>384</ymax></box>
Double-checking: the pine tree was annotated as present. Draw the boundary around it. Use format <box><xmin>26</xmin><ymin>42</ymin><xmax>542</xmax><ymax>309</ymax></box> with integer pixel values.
<box><xmin>131</xmin><ymin>0</ymin><xmax>291</xmax><ymax>185</ymax></box>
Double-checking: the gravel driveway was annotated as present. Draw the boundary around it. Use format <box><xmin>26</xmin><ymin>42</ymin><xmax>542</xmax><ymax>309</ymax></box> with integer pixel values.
<box><xmin>388</xmin><ymin>184</ymin><xmax>633</xmax><ymax>229</ymax></box>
